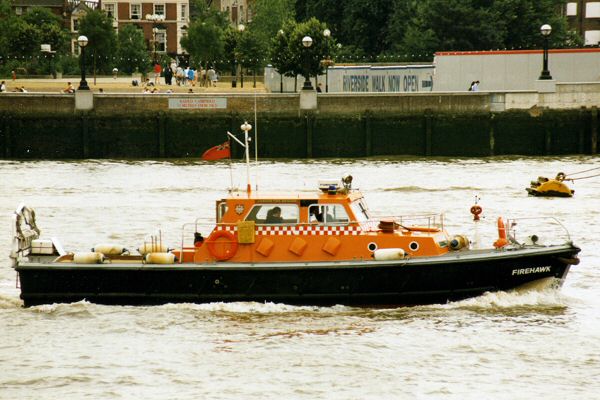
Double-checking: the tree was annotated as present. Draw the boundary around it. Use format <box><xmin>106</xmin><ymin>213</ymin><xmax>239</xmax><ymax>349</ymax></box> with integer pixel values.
<box><xmin>117</xmin><ymin>24</ymin><xmax>150</xmax><ymax>74</ymax></box>
<box><xmin>251</xmin><ymin>0</ymin><xmax>295</xmax><ymax>43</ymax></box>
<box><xmin>181</xmin><ymin>0</ymin><xmax>228</xmax><ymax>68</ymax></box>
<box><xmin>5</xmin><ymin>6</ymin><xmax>68</xmax><ymax>56</ymax></box>
<box><xmin>235</xmin><ymin>28</ymin><xmax>268</xmax><ymax>87</ymax></box>
<box><xmin>79</xmin><ymin>9</ymin><xmax>117</xmax><ymax>75</ymax></box>
<box><xmin>269</xmin><ymin>20</ymin><xmax>298</xmax><ymax>91</ymax></box>
<box><xmin>288</xmin><ymin>17</ymin><xmax>329</xmax><ymax>85</ymax></box>
<box><xmin>492</xmin><ymin>0</ymin><xmax>578</xmax><ymax>49</ymax></box>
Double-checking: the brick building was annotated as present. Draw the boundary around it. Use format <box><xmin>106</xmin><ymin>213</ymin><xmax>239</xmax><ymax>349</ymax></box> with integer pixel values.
<box><xmin>212</xmin><ymin>0</ymin><xmax>253</xmax><ymax>26</ymax></box>
<box><xmin>566</xmin><ymin>1</ymin><xmax>600</xmax><ymax>44</ymax></box>
<box><xmin>100</xmin><ymin>0</ymin><xmax>190</xmax><ymax>59</ymax></box>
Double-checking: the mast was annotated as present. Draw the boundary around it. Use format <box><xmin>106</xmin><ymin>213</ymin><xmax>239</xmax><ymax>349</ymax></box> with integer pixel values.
<box><xmin>241</xmin><ymin>121</ymin><xmax>252</xmax><ymax>193</ymax></box>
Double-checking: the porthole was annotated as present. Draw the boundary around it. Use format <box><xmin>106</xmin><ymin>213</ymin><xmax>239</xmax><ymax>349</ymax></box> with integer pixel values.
<box><xmin>368</xmin><ymin>242</ymin><xmax>378</xmax><ymax>252</ymax></box>
<box><xmin>409</xmin><ymin>241</ymin><xmax>419</xmax><ymax>252</ymax></box>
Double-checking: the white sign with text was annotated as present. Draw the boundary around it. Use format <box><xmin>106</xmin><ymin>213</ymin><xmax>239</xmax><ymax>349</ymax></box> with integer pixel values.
<box><xmin>168</xmin><ymin>97</ymin><xmax>227</xmax><ymax>109</ymax></box>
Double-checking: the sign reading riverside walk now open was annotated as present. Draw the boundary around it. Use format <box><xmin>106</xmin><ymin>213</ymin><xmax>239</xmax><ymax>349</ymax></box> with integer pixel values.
<box><xmin>168</xmin><ymin>97</ymin><xmax>228</xmax><ymax>109</ymax></box>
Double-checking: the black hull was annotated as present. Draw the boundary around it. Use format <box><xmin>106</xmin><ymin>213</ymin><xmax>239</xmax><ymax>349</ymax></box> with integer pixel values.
<box><xmin>15</xmin><ymin>245</ymin><xmax>580</xmax><ymax>307</ymax></box>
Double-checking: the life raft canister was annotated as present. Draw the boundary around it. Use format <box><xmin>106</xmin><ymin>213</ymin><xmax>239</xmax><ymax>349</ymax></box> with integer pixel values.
<box><xmin>207</xmin><ymin>230</ymin><xmax>238</xmax><ymax>261</ymax></box>
<box><xmin>493</xmin><ymin>217</ymin><xmax>509</xmax><ymax>248</ymax></box>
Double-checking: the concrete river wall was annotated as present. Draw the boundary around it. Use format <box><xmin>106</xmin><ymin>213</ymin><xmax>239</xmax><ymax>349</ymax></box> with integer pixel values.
<box><xmin>0</xmin><ymin>83</ymin><xmax>598</xmax><ymax>159</ymax></box>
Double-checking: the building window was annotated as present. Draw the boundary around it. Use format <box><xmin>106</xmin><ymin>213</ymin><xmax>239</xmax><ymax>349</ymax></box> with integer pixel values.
<box><xmin>73</xmin><ymin>41</ymin><xmax>80</xmax><ymax>56</ymax></box>
<box><xmin>180</xmin><ymin>4</ymin><xmax>187</xmax><ymax>21</ymax></box>
<box><xmin>586</xmin><ymin>2</ymin><xmax>600</xmax><ymax>18</ymax></box>
<box><xmin>72</xmin><ymin>18</ymin><xmax>79</xmax><ymax>32</ymax></box>
<box><xmin>15</xmin><ymin>6</ymin><xmax>22</xmax><ymax>15</ymax></box>
<box><xmin>130</xmin><ymin>4</ymin><xmax>141</xmax><ymax>19</ymax></box>
<box><xmin>154</xmin><ymin>4</ymin><xmax>165</xmax><ymax>16</ymax></box>
<box><xmin>239</xmin><ymin>5</ymin><xmax>244</xmax><ymax>22</ymax></box>
<box><xmin>585</xmin><ymin>30</ymin><xmax>600</xmax><ymax>45</ymax></box>
<box><xmin>104</xmin><ymin>3</ymin><xmax>116</xmax><ymax>19</ymax></box>
<box><xmin>155</xmin><ymin>30</ymin><xmax>167</xmax><ymax>52</ymax></box>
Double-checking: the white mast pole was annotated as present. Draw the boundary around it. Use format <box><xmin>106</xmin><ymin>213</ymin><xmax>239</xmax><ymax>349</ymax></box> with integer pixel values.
<box><xmin>241</xmin><ymin>121</ymin><xmax>252</xmax><ymax>193</ymax></box>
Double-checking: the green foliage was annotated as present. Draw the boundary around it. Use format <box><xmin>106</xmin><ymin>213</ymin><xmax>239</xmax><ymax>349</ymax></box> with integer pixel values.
<box><xmin>79</xmin><ymin>9</ymin><xmax>117</xmax><ymax>74</ymax></box>
<box><xmin>288</xmin><ymin>17</ymin><xmax>330</xmax><ymax>79</ymax></box>
<box><xmin>251</xmin><ymin>0</ymin><xmax>295</xmax><ymax>42</ymax></box>
<box><xmin>294</xmin><ymin>0</ymin><xmax>577</xmax><ymax>61</ymax></box>
<box><xmin>236</xmin><ymin>29</ymin><xmax>268</xmax><ymax>69</ymax></box>
<box><xmin>116</xmin><ymin>24</ymin><xmax>150</xmax><ymax>74</ymax></box>
<box><xmin>269</xmin><ymin>17</ymin><xmax>336</xmax><ymax>80</ymax></box>
<box><xmin>181</xmin><ymin>3</ymin><xmax>228</xmax><ymax>67</ymax></box>
<box><xmin>56</xmin><ymin>54</ymin><xmax>81</xmax><ymax>75</ymax></box>
<box><xmin>3</xmin><ymin>6</ymin><xmax>69</xmax><ymax>57</ymax></box>
<box><xmin>269</xmin><ymin>20</ymin><xmax>298</xmax><ymax>77</ymax></box>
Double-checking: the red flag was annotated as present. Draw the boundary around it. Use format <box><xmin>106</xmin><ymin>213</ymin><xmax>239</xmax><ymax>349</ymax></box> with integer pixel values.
<box><xmin>202</xmin><ymin>141</ymin><xmax>230</xmax><ymax>161</ymax></box>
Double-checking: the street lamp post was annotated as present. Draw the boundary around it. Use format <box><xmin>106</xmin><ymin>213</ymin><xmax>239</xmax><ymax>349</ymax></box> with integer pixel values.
<box><xmin>146</xmin><ymin>14</ymin><xmax>165</xmax><ymax>64</ymax></box>
<box><xmin>77</xmin><ymin>35</ymin><xmax>89</xmax><ymax>90</ymax></box>
<box><xmin>302</xmin><ymin>35</ymin><xmax>313</xmax><ymax>90</ymax></box>
<box><xmin>278</xmin><ymin>29</ymin><xmax>284</xmax><ymax>93</ymax></box>
<box><xmin>539</xmin><ymin>24</ymin><xmax>552</xmax><ymax>80</ymax></box>
<box><xmin>323</xmin><ymin>28</ymin><xmax>331</xmax><ymax>93</ymax></box>
<box><xmin>238</xmin><ymin>23</ymin><xmax>245</xmax><ymax>88</ymax></box>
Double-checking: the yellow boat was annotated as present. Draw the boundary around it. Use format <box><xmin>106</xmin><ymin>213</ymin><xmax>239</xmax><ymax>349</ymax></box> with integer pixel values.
<box><xmin>526</xmin><ymin>173</ymin><xmax>574</xmax><ymax>197</ymax></box>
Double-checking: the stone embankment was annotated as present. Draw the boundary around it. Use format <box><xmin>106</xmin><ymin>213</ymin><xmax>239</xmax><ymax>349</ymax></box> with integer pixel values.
<box><xmin>0</xmin><ymin>82</ymin><xmax>597</xmax><ymax>158</ymax></box>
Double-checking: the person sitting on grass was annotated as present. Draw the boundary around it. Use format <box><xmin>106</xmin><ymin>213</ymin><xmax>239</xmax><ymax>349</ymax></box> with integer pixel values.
<box><xmin>62</xmin><ymin>82</ymin><xmax>75</xmax><ymax>94</ymax></box>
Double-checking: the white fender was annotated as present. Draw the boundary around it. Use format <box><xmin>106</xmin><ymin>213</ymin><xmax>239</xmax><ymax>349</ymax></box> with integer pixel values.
<box><xmin>144</xmin><ymin>252</ymin><xmax>176</xmax><ymax>264</ymax></box>
<box><xmin>92</xmin><ymin>244</ymin><xmax>128</xmax><ymax>255</ymax></box>
<box><xmin>73</xmin><ymin>252</ymin><xmax>105</xmax><ymax>264</ymax></box>
<box><xmin>373</xmin><ymin>248</ymin><xmax>406</xmax><ymax>261</ymax></box>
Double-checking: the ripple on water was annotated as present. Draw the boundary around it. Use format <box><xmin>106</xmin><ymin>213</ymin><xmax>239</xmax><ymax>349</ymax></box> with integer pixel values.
<box><xmin>1</xmin><ymin>158</ymin><xmax>599</xmax><ymax>399</ymax></box>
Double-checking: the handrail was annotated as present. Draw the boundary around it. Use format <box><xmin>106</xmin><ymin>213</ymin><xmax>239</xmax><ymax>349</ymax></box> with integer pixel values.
<box><xmin>506</xmin><ymin>216</ymin><xmax>571</xmax><ymax>243</ymax></box>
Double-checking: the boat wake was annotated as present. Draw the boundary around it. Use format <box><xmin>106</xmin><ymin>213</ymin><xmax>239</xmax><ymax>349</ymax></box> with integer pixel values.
<box><xmin>382</xmin><ymin>185</ymin><xmax>483</xmax><ymax>193</ymax></box>
<box><xmin>157</xmin><ymin>301</ymin><xmax>353</xmax><ymax>315</ymax></box>
<box><xmin>443</xmin><ymin>285</ymin><xmax>569</xmax><ymax>311</ymax></box>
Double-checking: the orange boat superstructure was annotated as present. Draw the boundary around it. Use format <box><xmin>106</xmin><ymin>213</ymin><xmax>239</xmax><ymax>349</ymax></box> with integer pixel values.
<box><xmin>175</xmin><ymin>186</ymin><xmax>452</xmax><ymax>265</ymax></box>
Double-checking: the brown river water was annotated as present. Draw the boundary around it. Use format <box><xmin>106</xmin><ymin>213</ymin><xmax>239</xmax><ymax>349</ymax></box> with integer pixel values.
<box><xmin>0</xmin><ymin>157</ymin><xmax>599</xmax><ymax>399</ymax></box>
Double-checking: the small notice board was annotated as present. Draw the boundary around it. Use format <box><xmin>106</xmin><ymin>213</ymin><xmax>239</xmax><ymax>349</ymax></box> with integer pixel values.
<box><xmin>168</xmin><ymin>97</ymin><xmax>227</xmax><ymax>110</ymax></box>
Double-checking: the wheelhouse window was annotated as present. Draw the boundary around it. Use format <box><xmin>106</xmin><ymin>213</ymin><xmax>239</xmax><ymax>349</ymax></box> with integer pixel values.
<box><xmin>309</xmin><ymin>204</ymin><xmax>349</xmax><ymax>225</ymax></box>
<box><xmin>217</xmin><ymin>201</ymin><xmax>228</xmax><ymax>223</ymax></box>
<box><xmin>350</xmin><ymin>199</ymin><xmax>370</xmax><ymax>222</ymax></box>
<box><xmin>245</xmin><ymin>204</ymin><xmax>299</xmax><ymax>225</ymax></box>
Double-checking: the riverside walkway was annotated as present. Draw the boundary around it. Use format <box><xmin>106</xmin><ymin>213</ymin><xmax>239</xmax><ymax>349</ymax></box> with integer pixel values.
<box><xmin>0</xmin><ymin>76</ymin><xmax>267</xmax><ymax>93</ymax></box>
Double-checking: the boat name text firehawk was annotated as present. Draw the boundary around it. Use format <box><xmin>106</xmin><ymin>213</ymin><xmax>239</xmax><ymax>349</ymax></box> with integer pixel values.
<box><xmin>511</xmin><ymin>266</ymin><xmax>551</xmax><ymax>276</ymax></box>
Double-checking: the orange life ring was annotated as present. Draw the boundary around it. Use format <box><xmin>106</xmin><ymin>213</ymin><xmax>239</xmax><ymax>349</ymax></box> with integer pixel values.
<box><xmin>207</xmin><ymin>230</ymin><xmax>238</xmax><ymax>261</ymax></box>
<box><xmin>493</xmin><ymin>217</ymin><xmax>509</xmax><ymax>248</ymax></box>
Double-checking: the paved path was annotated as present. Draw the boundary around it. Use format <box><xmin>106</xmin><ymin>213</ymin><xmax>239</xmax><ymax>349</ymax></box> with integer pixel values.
<box><xmin>1</xmin><ymin>77</ymin><xmax>267</xmax><ymax>93</ymax></box>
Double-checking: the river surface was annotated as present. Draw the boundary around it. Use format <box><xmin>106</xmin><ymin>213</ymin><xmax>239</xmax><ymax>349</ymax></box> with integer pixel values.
<box><xmin>0</xmin><ymin>157</ymin><xmax>599</xmax><ymax>399</ymax></box>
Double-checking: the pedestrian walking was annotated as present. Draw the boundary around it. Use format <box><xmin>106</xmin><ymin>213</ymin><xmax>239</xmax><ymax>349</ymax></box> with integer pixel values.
<box><xmin>153</xmin><ymin>63</ymin><xmax>162</xmax><ymax>85</ymax></box>
<box><xmin>164</xmin><ymin>65</ymin><xmax>173</xmax><ymax>85</ymax></box>
<box><xmin>11</xmin><ymin>70</ymin><xmax>16</xmax><ymax>81</ymax></box>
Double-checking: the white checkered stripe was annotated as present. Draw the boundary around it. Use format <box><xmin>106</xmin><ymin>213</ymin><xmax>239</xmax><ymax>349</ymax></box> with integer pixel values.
<box><xmin>215</xmin><ymin>225</ymin><xmax>361</xmax><ymax>236</ymax></box>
